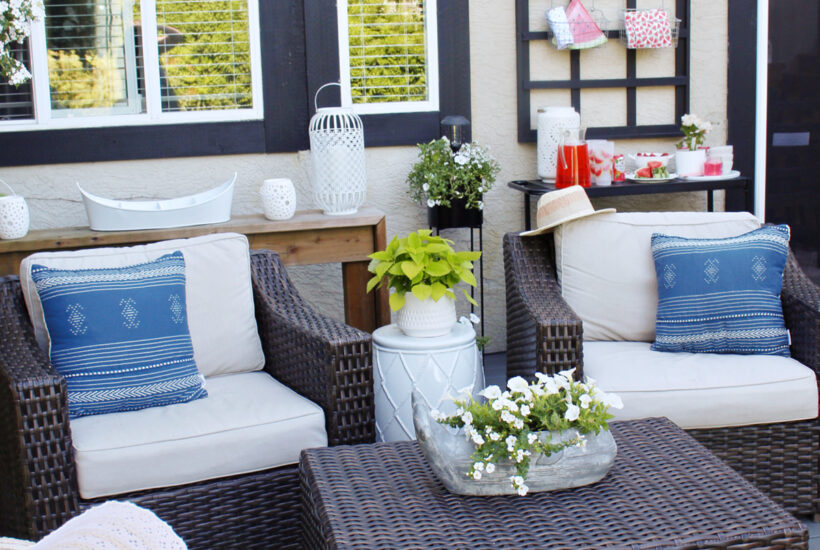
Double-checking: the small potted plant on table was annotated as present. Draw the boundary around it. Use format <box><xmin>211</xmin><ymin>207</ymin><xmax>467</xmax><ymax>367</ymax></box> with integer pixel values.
<box><xmin>675</xmin><ymin>113</ymin><xmax>712</xmax><ymax>177</ymax></box>
<box><xmin>407</xmin><ymin>137</ymin><xmax>500</xmax><ymax>229</ymax></box>
<box><xmin>367</xmin><ymin>229</ymin><xmax>480</xmax><ymax>337</ymax></box>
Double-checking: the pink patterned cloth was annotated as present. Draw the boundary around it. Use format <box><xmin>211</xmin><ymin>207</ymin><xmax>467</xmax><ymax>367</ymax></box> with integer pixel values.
<box><xmin>623</xmin><ymin>9</ymin><xmax>673</xmax><ymax>48</ymax></box>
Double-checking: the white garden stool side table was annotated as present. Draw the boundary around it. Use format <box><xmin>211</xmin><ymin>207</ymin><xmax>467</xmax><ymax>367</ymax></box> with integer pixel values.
<box><xmin>373</xmin><ymin>322</ymin><xmax>485</xmax><ymax>442</ymax></box>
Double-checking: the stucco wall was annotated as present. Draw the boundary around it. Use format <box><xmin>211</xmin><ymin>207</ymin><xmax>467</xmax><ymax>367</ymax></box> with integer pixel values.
<box><xmin>2</xmin><ymin>0</ymin><xmax>729</xmax><ymax>353</ymax></box>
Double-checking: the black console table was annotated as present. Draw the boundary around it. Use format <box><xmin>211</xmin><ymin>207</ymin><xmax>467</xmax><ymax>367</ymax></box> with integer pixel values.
<box><xmin>508</xmin><ymin>177</ymin><xmax>754</xmax><ymax>231</ymax></box>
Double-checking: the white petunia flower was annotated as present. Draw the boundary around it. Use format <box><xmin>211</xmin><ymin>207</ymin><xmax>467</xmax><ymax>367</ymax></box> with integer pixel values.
<box><xmin>461</xmin><ymin>411</ymin><xmax>473</xmax><ymax>425</ymax></box>
<box><xmin>469</xmin><ymin>313</ymin><xmax>480</xmax><ymax>324</ymax></box>
<box><xmin>565</xmin><ymin>403</ymin><xmax>580</xmax><ymax>421</ymax></box>
<box><xmin>579</xmin><ymin>394</ymin><xmax>592</xmax><ymax>409</ymax></box>
<box><xmin>558</xmin><ymin>368</ymin><xmax>576</xmax><ymax>380</ymax></box>
<box><xmin>520</xmin><ymin>404</ymin><xmax>530</xmax><ymax>417</ymax></box>
<box><xmin>472</xmin><ymin>470</ymin><xmax>482</xmax><ymax>480</ymax></box>
<box><xmin>479</xmin><ymin>385</ymin><xmax>502</xmax><ymax>400</ymax></box>
<box><xmin>507</xmin><ymin>376</ymin><xmax>530</xmax><ymax>394</ymax></box>
<box><xmin>514</xmin><ymin>418</ymin><xmax>524</xmax><ymax>430</ymax></box>
<box><xmin>511</xmin><ymin>475</ymin><xmax>524</xmax><ymax>486</ymax></box>
<box><xmin>485</xmin><ymin>462</ymin><xmax>496</xmax><ymax>473</ymax></box>
<box><xmin>422</xmin><ymin>183</ymin><xmax>429</xmax><ymax>192</ymax></box>
<box><xmin>427</xmin><ymin>199</ymin><xmax>435</xmax><ymax>208</ymax></box>
<box><xmin>681</xmin><ymin>113</ymin><xmax>696</xmax><ymax>126</ymax></box>
<box><xmin>471</xmin><ymin>431</ymin><xmax>485</xmax><ymax>446</ymax></box>
<box><xmin>489</xmin><ymin>431</ymin><xmax>500</xmax><ymax>441</ymax></box>
<box><xmin>517</xmin><ymin>484</ymin><xmax>529</xmax><ymax>496</ymax></box>
<box><xmin>454</xmin><ymin>153</ymin><xmax>468</xmax><ymax>165</ymax></box>
<box><xmin>527</xmin><ymin>433</ymin><xmax>538</xmax><ymax>445</ymax></box>
<box><xmin>603</xmin><ymin>391</ymin><xmax>624</xmax><ymax>409</ymax></box>
<box><xmin>474</xmin><ymin>461</ymin><xmax>485</xmax><ymax>472</ymax></box>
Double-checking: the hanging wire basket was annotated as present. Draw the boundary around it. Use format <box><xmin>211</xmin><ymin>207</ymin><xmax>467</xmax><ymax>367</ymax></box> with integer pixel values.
<box><xmin>546</xmin><ymin>0</ymin><xmax>611</xmax><ymax>50</ymax></box>
<box><xmin>619</xmin><ymin>7</ymin><xmax>680</xmax><ymax>49</ymax></box>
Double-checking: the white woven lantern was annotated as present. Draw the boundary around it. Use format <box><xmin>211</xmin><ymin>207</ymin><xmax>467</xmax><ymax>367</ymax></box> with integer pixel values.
<box><xmin>0</xmin><ymin>180</ymin><xmax>30</xmax><ymax>240</ymax></box>
<box><xmin>309</xmin><ymin>83</ymin><xmax>366</xmax><ymax>215</ymax></box>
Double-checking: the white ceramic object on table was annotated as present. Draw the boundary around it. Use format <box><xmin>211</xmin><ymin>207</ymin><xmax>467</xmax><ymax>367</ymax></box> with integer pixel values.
<box><xmin>260</xmin><ymin>178</ymin><xmax>296</xmax><ymax>221</ymax></box>
<box><xmin>309</xmin><ymin>83</ymin><xmax>367</xmax><ymax>216</ymax></box>
<box><xmin>373</xmin><ymin>322</ymin><xmax>484</xmax><ymax>442</ymax></box>
<box><xmin>674</xmin><ymin>149</ymin><xmax>706</xmax><ymax>177</ymax></box>
<box><xmin>0</xmin><ymin>180</ymin><xmax>30</xmax><ymax>240</ymax></box>
<box><xmin>588</xmin><ymin>140</ymin><xmax>614</xmax><ymax>186</ymax></box>
<box><xmin>537</xmin><ymin>106</ymin><xmax>580</xmax><ymax>181</ymax></box>
<box><xmin>78</xmin><ymin>174</ymin><xmax>236</xmax><ymax>231</ymax></box>
<box><xmin>395</xmin><ymin>293</ymin><xmax>457</xmax><ymax>338</ymax></box>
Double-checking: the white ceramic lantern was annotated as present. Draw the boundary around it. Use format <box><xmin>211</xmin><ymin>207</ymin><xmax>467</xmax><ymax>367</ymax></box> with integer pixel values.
<box><xmin>0</xmin><ymin>180</ymin><xmax>30</xmax><ymax>240</ymax></box>
<box><xmin>309</xmin><ymin>83</ymin><xmax>367</xmax><ymax>216</ymax></box>
<box><xmin>260</xmin><ymin>178</ymin><xmax>296</xmax><ymax>221</ymax></box>
<box><xmin>537</xmin><ymin>106</ymin><xmax>581</xmax><ymax>181</ymax></box>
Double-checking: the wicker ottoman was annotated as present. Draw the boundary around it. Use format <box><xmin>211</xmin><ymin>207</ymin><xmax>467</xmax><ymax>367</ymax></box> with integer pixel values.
<box><xmin>299</xmin><ymin>418</ymin><xmax>807</xmax><ymax>549</ymax></box>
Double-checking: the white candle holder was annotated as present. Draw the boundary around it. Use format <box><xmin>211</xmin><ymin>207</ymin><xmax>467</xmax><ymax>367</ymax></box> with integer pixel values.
<box><xmin>260</xmin><ymin>178</ymin><xmax>296</xmax><ymax>221</ymax></box>
<box><xmin>0</xmin><ymin>180</ymin><xmax>30</xmax><ymax>240</ymax></box>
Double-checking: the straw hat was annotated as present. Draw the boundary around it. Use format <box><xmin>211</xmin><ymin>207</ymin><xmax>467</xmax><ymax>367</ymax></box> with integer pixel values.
<box><xmin>520</xmin><ymin>186</ymin><xmax>615</xmax><ymax>237</ymax></box>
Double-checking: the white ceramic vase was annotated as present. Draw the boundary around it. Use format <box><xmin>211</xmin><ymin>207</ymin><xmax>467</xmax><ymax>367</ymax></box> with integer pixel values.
<box><xmin>395</xmin><ymin>293</ymin><xmax>457</xmax><ymax>338</ymax></box>
<box><xmin>537</xmin><ymin>106</ymin><xmax>581</xmax><ymax>181</ymax></box>
<box><xmin>0</xmin><ymin>181</ymin><xmax>30</xmax><ymax>240</ymax></box>
<box><xmin>675</xmin><ymin>149</ymin><xmax>706</xmax><ymax>177</ymax></box>
<box><xmin>260</xmin><ymin>178</ymin><xmax>296</xmax><ymax>221</ymax></box>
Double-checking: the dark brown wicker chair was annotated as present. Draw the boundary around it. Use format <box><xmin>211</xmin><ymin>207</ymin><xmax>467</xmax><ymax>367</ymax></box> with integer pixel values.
<box><xmin>504</xmin><ymin>231</ymin><xmax>820</xmax><ymax>519</ymax></box>
<box><xmin>0</xmin><ymin>249</ymin><xmax>375</xmax><ymax>548</ymax></box>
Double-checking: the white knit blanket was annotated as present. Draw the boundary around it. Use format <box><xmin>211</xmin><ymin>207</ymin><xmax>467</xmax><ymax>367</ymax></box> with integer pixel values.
<box><xmin>14</xmin><ymin>501</ymin><xmax>187</xmax><ymax>549</ymax></box>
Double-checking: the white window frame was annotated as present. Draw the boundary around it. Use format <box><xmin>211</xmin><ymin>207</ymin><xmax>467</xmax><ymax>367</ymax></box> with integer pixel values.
<box><xmin>337</xmin><ymin>0</ymin><xmax>439</xmax><ymax>115</ymax></box>
<box><xmin>2</xmin><ymin>0</ymin><xmax>264</xmax><ymax>132</ymax></box>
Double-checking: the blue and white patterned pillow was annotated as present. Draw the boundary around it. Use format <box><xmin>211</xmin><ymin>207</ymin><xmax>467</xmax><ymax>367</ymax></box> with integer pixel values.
<box><xmin>31</xmin><ymin>251</ymin><xmax>207</xmax><ymax>418</ymax></box>
<box><xmin>650</xmin><ymin>224</ymin><xmax>791</xmax><ymax>356</ymax></box>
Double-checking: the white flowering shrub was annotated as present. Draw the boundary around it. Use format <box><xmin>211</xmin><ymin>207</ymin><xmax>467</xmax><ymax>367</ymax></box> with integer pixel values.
<box><xmin>434</xmin><ymin>370</ymin><xmax>623</xmax><ymax>496</ymax></box>
<box><xmin>677</xmin><ymin>113</ymin><xmax>713</xmax><ymax>151</ymax></box>
<box><xmin>407</xmin><ymin>137</ymin><xmax>500</xmax><ymax>211</ymax></box>
<box><xmin>0</xmin><ymin>0</ymin><xmax>43</xmax><ymax>85</ymax></box>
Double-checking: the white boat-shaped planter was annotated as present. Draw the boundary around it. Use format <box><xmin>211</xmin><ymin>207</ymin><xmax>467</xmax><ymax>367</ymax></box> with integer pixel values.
<box><xmin>78</xmin><ymin>173</ymin><xmax>236</xmax><ymax>231</ymax></box>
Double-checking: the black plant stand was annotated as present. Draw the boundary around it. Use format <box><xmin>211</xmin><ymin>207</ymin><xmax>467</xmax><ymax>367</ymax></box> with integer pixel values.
<box><xmin>428</xmin><ymin>204</ymin><xmax>485</xmax><ymax>348</ymax></box>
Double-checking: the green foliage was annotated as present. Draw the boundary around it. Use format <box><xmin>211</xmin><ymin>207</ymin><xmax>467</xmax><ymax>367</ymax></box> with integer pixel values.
<box><xmin>367</xmin><ymin>229</ymin><xmax>481</xmax><ymax>311</ymax></box>
<box><xmin>48</xmin><ymin>50</ymin><xmax>122</xmax><ymax>109</ymax></box>
<box><xmin>436</xmin><ymin>370</ymin><xmax>621</xmax><ymax>494</ymax></box>
<box><xmin>347</xmin><ymin>0</ymin><xmax>426</xmax><ymax>104</ymax></box>
<box><xmin>407</xmin><ymin>138</ymin><xmax>501</xmax><ymax>211</ymax></box>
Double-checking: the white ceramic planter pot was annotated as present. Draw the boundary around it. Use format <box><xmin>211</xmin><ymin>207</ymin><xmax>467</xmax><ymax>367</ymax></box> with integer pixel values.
<box><xmin>395</xmin><ymin>293</ymin><xmax>457</xmax><ymax>338</ymax></box>
<box><xmin>260</xmin><ymin>178</ymin><xmax>296</xmax><ymax>221</ymax></box>
<box><xmin>675</xmin><ymin>149</ymin><xmax>706</xmax><ymax>177</ymax></box>
<box><xmin>0</xmin><ymin>181</ymin><xmax>30</xmax><ymax>240</ymax></box>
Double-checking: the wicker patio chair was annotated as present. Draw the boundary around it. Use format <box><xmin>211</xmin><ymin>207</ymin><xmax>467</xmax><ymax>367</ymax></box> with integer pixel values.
<box><xmin>504</xmin><ymin>231</ymin><xmax>820</xmax><ymax>518</ymax></box>
<box><xmin>0</xmin><ymin>249</ymin><xmax>375</xmax><ymax>549</ymax></box>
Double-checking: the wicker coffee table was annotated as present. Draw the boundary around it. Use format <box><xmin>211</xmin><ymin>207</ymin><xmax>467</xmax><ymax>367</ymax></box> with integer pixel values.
<box><xmin>299</xmin><ymin>418</ymin><xmax>807</xmax><ymax>549</ymax></box>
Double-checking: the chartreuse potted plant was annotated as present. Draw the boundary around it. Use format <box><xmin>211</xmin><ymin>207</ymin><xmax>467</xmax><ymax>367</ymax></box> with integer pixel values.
<box><xmin>367</xmin><ymin>229</ymin><xmax>481</xmax><ymax>337</ymax></box>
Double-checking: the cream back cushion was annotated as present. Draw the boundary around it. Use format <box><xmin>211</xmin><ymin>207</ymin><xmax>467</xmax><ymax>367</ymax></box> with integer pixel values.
<box><xmin>20</xmin><ymin>232</ymin><xmax>265</xmax><ymax>377</ymax></box>
<box><xmin>554</xmin><ymin>211</ymin><xmax>761</xmax><ymax>341</ymax></box>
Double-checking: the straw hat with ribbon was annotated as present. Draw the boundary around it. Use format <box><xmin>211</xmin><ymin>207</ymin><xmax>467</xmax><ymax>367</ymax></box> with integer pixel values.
<box><xmin>520</xmin><ymin>185</ymin><xmax>615</xmax><ymax>237</ymax></box>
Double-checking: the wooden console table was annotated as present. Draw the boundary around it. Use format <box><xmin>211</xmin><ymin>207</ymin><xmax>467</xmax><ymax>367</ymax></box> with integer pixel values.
<box><xmin>509</xmin><ymin>177</ymin><xmax>754</xmax><ymax>231</ymax></box>
<box><xmin>0</xmin><ymin>207</ymin><xmax>390</xmax><ymax>333</ymax></box>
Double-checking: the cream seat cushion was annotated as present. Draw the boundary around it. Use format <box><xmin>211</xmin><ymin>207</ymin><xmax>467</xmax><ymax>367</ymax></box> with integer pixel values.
<box><xmin>20</xmin><ymin>232</ymin><xmax>264</xmax><ymax>377</ymax></box>
<box><xmin>554</xmin><ymin>211</ymin><xmax>761</xmax><ymax>341</ymax></box>
<box><xmin>584</xmin><ymin>341</ymin><xmax>818</xmax><ymax>429</ymax></box>
<box><xmin>70</xmin><ymin>371</ymin><xmax>328</xmax><ymax>499</ymax></box>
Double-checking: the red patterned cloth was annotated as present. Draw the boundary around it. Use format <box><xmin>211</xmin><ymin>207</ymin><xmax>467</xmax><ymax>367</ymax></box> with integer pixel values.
<box><xmin>623</xmin><ymin>9</ymin><xmax>673</xmax><ymax>48</ymax></box>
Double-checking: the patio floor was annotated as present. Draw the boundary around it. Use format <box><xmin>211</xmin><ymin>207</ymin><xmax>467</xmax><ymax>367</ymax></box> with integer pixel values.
<box><xmin>483</xmin><ymin>352</ymin><xmax>820</xmax><ymax>547</ymax></box>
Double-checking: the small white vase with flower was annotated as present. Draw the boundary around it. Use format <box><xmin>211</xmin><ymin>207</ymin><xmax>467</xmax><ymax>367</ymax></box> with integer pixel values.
<box><xmin>675</xmin><ymin>113</ymin><xmax>712</xmax><ymax>177</ymax></box>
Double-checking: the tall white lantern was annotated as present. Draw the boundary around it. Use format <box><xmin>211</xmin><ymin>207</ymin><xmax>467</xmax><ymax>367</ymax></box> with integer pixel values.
<box><xmin>309</xmin><ymin>83</ymin><xmax>367</xmax><ymax>215</ymax></box>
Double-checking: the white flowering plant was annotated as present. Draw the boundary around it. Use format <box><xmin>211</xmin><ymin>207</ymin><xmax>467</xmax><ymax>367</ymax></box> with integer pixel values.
<box><xmin>677</xmin><ymin>113</ymin><xmax>713</xmax><ymax>151</ymax></box>
<box><xmin>407</xmin><ymin>137</ymin><xmax>500</xmax><ymax>211</ymax></box>
<box><xmin>0</xmin><ymin>0</ymin><xmax>43</xmax><ymax>86</ymax></box>
<box><xmin>433</xmin><ymin>370</ymin><xmax>623</xmax><ymax>496</ymax></box>
<box><xmin>367</xmin><ymin>229</ymin><xmax>480</xmax><ymax>311</ymax></box>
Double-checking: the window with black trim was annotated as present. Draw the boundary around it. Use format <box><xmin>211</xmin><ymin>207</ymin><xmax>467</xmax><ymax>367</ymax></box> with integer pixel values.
<box><xmin>306</xmin><ymin>0</ymin><xmax>470</xmax><ymax>147</ymax></box>
<box><xmin>0</xmin><ymin>0</ymin><xmax>470</xmax><ymax>166</ymax></box>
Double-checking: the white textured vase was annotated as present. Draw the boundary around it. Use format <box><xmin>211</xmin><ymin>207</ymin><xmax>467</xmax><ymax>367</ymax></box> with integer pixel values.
<box><xmin>675</xmin><ymin>149</ymin><xmax>706</xmax><ymax>177</ymax></box>
<box><xmin>396</xmin><ymin>294</ymin><xmax>457</xmax><ymax>338</ymax></box>
<box><xmin>537</xmin><ymin>106</ymin><xmax>581</xmax><ymax>180</ymax></box>
<box><xmin>0</xmin><ymin>181</ymin><xmax>30</xmax><ymax>240</ymax></box>
<box><xmin>260</xmin><ymin>178</ymin><xmax>296</xmax><ymax>221</ymax></box>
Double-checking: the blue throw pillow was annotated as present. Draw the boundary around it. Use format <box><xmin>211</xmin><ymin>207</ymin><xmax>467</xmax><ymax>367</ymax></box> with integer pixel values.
<box><xmin>31</xmin><ymin>251</ymin><xmax>207</xmax><ymax>418</ymax></box>
<box><xmin>650</xmin><ymin>224</ymin><xmax>790</xmax><ymax>356</ymax></box>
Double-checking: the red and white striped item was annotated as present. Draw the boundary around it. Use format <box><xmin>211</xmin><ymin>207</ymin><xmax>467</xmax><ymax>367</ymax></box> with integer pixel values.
<box><xmin>623</xmin><ymin>9</ymin><xmax>673</xmax><ymax>48</ymax></box>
